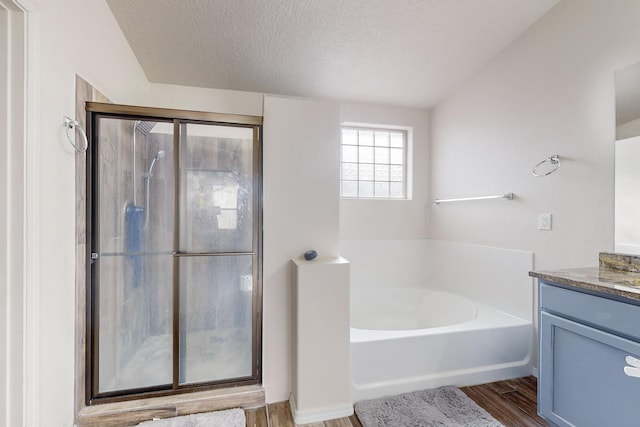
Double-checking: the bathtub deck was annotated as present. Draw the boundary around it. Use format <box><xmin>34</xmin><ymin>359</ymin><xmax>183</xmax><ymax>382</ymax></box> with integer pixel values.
<box><xmin>245</xmin><ymin>376</ymin><xmax>546</xmax><ymax>427</ymax></box>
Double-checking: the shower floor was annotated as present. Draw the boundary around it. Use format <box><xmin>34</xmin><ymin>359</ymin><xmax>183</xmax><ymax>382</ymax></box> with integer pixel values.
<box><xmin>101</xmin><ymin>328</ymin><xmax>252</xmax><ymax>393</ymax></box>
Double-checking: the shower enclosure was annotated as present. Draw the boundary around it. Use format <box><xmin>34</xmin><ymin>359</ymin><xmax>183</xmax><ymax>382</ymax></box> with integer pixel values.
<box><xmin>85</xmin><ymin>103</ymin><xmax>262</xmax><ymax>403</ymax></box>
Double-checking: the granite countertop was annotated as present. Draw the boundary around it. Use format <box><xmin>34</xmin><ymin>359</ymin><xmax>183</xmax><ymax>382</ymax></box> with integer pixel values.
<box><xmin>529</xmin><ymin>252</ymin><xmax>640</xmax><ymax>302</ymax></box>
<box><xmin>529</xmin><ymin>266</ymin><xmax>640</xmax><ymax>302</ymax></box>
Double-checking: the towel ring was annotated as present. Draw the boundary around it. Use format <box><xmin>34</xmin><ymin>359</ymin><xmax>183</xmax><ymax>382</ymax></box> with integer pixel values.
<box><xmin>532</xmin><ymin>154</ymin><xmax>560</xmax><ymax>177</ymax></box>
<box><xmin>63</xmin><ymin>116</ymin><xmax>88</xmax><ymax>153</ymax></box>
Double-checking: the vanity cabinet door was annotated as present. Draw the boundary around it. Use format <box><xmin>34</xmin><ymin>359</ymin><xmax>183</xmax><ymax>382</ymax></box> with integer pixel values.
<box><xmin>539</xmin><ymin>311</ymin><xmax>640</xmax><ymax>427</ymax></box>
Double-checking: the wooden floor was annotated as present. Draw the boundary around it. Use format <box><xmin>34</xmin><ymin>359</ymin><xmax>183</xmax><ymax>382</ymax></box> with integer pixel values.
<box><xmin>461</xmin><ymin>376</ymin><xmax>548</xmax><ymax>427</ymax></box>
<box><xmin>246</xmin><ymin>376</ymin><xmax>547</xmax><ymax>427</ymax></box>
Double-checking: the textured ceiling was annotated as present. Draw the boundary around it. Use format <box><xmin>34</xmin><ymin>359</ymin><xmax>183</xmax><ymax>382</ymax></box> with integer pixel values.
<box><xmin>107</xmin><ymin>0</ymin><xmax>558</xmax><ymax>108</ymax></box>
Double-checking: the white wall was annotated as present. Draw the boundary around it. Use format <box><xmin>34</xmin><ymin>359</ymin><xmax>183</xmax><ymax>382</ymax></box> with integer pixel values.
<box><xmin>1</xmin><ymin>7</ymin><xmax>11</xmax><ymax>425</ymax></box>
<box><xmin>340</xmin><ymin>103</ymin><xmax>430</xmax><ymax>240</ymax></box>
<box><xmin>616</xmin><ymin>117</ymin><xmax>640</xmax><ymax>140</ymax></box>
<box><xmin>615</xmin><ymin>135</ymin><xmax>640</xmax><ymax>253</ymax></box>
<box><xmin>28</xmin><ymin>1</ymin><xmax>150</xmax><ymax>425</ymax></box>
<box><xmin>429</xmin><ymin>0</ymin><xmax>640</xmax><ymax>270</ymax></box>
<box><xmin>263</xmin><ymin>95</ymin><xmax>341</xmax><ymax>403</ymax></box>
<box><xmin>1</xmin><ymin>4</ymin><xmax>22</xmax><ymax>426</ymax></box>
<box><xmin>145</xmin><ymin>82</ymin><xmax>263</xmax><ymax>117</ymax></box>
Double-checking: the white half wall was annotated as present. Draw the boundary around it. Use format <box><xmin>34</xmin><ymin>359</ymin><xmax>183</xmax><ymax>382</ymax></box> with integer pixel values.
<box><xmin>291</xmin><ymin>257</ymin><xmax>351</xmax><ymax>424</ymax></box>
<box><xmin>429</xmin><ymin>0</ymin><xmax>640</xmax><ymax>270</ymax></box>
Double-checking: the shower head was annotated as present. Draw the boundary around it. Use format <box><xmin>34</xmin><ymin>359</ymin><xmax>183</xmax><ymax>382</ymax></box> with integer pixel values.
<box><xmin>132</xmin><ymin>120</ymin><xmax>158</xmax><ymax>206</ymax></box>
<box><xmin>147</xmin><ymin>150</ymin><xmax>166</xmax><ymax>176</ymax></box>
<box><xmin>134</xmin><ymin>120</ymin><xmax>156</xmax><ymax>135</ymax></box>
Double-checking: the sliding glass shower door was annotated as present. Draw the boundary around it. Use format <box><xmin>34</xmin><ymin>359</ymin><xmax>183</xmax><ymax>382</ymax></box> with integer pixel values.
<box><xmin>94</xmin><ymin>117</ymin><xmax>175</xmax><ymax>395</ymax></box>
<box><xmin>87</xmin><ymin>103</ymin><xmax>262</xmax><ymax>403</ymax></box>
<box><xmin>178</xmin><ymin>123</ymin><xmax>255</xmax><ymax>385</ymax></box>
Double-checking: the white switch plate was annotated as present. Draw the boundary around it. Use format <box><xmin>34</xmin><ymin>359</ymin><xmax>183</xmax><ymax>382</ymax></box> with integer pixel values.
<box><xmin>538</xmin><ymin>213</ymin><xmax>552</xmax><ymax>230</ymax></box>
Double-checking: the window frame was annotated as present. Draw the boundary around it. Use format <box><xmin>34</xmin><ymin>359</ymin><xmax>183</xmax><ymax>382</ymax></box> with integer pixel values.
<box><xmin>340</xmin><ymin>123</ymin><xmax>412</xmax><ymax>200</ymax></box>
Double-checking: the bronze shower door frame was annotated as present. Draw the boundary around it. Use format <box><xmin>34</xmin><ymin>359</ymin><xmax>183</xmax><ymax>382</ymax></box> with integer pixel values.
<box><xmin>85</xmin><ymin>102</ymin><xmax>263</xmax><ymax>405</ymax></box>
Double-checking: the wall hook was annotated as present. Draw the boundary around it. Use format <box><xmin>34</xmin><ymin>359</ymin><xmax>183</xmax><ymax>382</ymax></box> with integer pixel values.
<box><xmin>63</xmin><ymin>116</ymin><xmax>88</xmax><ymax>153</ymax></box>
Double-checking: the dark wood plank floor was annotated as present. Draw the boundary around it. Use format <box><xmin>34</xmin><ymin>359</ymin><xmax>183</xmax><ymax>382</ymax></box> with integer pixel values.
<box><xmin>461</xmin><ymin>376</ymin><xmax>548</xmax><ymax>427</ymax></box>
<box><xmin>246</xmin><ymin>376</ymin><xmax>547</xmax><ymax>427</ymax></box>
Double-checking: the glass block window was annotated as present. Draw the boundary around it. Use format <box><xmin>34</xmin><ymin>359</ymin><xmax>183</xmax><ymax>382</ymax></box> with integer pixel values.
<box><xmin>341</xmin><ymin>126</ymin><xmax>407</xmax><ymax>199</ymax></box>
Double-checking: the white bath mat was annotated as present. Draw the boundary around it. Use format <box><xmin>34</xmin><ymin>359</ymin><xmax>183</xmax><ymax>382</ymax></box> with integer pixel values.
<box><xmin>137</xmin><ymin>408</ymin><xmax>245</xmax><ymax>427</ymax></box>
<box><xmin>354</xmin><ymin>386</ymin><xmax>503</xmax><ymax>427</ymax></box>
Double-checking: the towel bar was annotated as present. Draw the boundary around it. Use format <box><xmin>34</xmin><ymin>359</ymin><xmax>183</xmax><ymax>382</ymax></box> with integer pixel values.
<box><xmin>432</xmin><ymin>193</ymin><xmax>514</xmax><ymax>205</ymax></box>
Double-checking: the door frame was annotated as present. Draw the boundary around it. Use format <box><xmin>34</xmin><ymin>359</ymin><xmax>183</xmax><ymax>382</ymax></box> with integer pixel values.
<box><xmin>84</xmin><ymin>102</ymin><xmax>263</xmax><ymax>405</ymax></box>
<box><xmin>0</xmin><ymin>0</ymin><xmax>38</xmax><ymax>425</ymax></box>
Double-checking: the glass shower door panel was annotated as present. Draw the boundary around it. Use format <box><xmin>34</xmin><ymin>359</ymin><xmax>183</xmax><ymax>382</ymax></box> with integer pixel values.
<box><xmin>95</xmin><ymin>117</ymin><xmax>175</xmax><ymax>393</ymax></box>
<box><xmin>97</xmin><ymin>254</ymin><xmax>173</xmax><ymax>393</ymax></box>
<box><xmin>96</xmin><ymin>117</ymin><xmax>175</xmax><ymax>255</ymax></box>
<box><xmin>178</xmin><ymin>255</ymin><xmax>254</xmax><ymax>385</ymax></box>
<box><xmin>180</xmin><ymin>123</ymin><xmax>254</xmax><ymax>253</ymax></box>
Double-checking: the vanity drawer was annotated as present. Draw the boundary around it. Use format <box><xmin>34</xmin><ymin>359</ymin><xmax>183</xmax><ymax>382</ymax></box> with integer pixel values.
<box><xmin>540</xmin><ymin>282</ymin><xmax>640</xmax><ymax>341</ymax></box>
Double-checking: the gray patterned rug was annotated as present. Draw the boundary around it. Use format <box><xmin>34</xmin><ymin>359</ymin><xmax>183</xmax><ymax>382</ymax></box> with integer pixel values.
<box><xmin>354</xmin><ymin>387</ymin><xmax>503</xmax><ymax>427</ymax></box>
<box><xmin>137</xmin><ymin>408</ymin><xmax>245</xmax><ymax>427</ymax></box>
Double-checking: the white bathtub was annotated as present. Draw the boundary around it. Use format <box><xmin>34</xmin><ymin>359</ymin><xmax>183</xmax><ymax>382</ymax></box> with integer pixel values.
<box><xmin>350</xmin><ymin>288</ymin><xmax>533</xmax><ymax>402</ymax></box>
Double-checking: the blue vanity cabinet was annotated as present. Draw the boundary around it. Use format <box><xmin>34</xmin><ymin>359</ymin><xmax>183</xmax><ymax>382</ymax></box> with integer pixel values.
<box><xmin>538</xmin><ymin>282</ymin><xmax>640</xmax><ymax>427</ymax></box>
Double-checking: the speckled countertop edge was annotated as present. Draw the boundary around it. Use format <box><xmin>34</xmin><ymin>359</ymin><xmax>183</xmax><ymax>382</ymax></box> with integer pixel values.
<box><xmin>529</xmin><ymin>266</ymin><xmax>640</xmax><ymax>302</ymax></box>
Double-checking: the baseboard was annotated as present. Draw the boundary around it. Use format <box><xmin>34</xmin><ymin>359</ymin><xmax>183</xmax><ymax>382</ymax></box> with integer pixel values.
<box><xmin>531</xmin><ymin>366</ymin><xmax>539</xmax><ymax>378</ymax></box>
<box><xmin>289</xmin><ymin>395</ymin><xmax>354</xmax><ymax>425</ymax></box>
